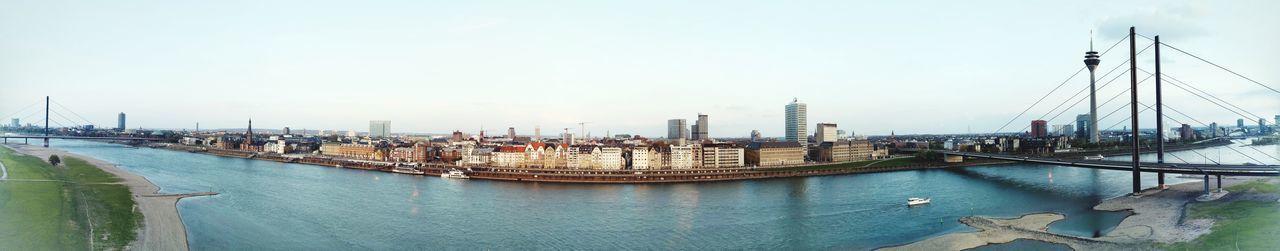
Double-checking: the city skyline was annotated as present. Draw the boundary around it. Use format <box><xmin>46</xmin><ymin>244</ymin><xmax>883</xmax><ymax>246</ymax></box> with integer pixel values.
<box><xmin>3</xmin><ymin>1</ymin><xmax>1279</xmax><ymax>137</ymax></box>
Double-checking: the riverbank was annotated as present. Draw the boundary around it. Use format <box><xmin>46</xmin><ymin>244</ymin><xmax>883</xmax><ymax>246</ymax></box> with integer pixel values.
<box><xmin>3</xmin><ymin>143</ymin><xmax>214</xmax><ymax>251</ymax></box>
<box><xmin>879</xmin><ymin>213</ymin><xmax>1127</xmax><ymax>250</ymax></box>
<box><xmin>156</xmin><ymin>143</ymin><xmax>1017</xmax><ymax>183</ymax></box>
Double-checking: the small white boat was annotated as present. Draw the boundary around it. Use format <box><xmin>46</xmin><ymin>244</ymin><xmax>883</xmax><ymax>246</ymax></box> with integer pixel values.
<box><xmin>441</xmin><ymin>169</ymin><xmax>470</xmax><ymax>179</ymax></box>
<box><xmin>392</xmin><ymin>166</ymin><xmax>425</xmax><ymax>175</ymax></box>
<box><xmin>907</xmin><ymin>197</ymin><xmax>931</xmax><ymax>206</ymax></box>
<box><xmin>1083</xmin><ymin>155</ymin><xmax>1105</xmax><ymax>160</ymax></box>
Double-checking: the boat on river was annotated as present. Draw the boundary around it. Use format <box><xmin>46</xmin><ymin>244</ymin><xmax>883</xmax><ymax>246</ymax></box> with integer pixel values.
<box><xmin>392</xmin><ymin>166</ymin><xmax>425</xmax><ymax>175</ymax></box>
<box><xmin>907</xmin><ymin>197</ymin><xmax>931</xmax><ymax>206</ymax></box>
<box><xmin>442</xmin><ymin>169</ymin><xmax>470</xmax><ymax>179</ymax></box>
<box><xmin>1083</xmin><ymin>155</ymin><xmax>1105</xmax><ymax>160</ymax></box>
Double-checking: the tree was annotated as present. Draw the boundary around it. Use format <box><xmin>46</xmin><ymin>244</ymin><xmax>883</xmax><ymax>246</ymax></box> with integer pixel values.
<box><xmin>48</xmin><ymin>154</ymin><xmax>61</xmax><ymax>166</ymax></box>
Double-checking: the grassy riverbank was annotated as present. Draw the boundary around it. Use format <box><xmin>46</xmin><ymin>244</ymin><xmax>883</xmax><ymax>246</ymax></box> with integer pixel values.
<box><xmin>1161</xmin><ymin>179</ymin><xmax>1280</xmax><ymax>250</ymax></box>
<box><xmin>0</xmin><ymin>146</ymin><xmax>141</xmax><ymax>250</ymax></box>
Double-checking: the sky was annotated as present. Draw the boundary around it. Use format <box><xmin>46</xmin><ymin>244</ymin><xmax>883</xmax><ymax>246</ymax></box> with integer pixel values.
<box><xmin>3</xmin><ymin>0</ymin><xmax>1278</xmax><ymax>138</ymax></box>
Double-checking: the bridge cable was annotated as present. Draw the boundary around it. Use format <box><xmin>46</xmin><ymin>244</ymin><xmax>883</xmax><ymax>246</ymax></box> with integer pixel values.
<box><xmin>48</xmin><ymin>109</ymin><xmax>82</xmax><ymax>128</ymax></box>
<box><xmin>0</xmin><ymin>99</ymin><xmax>41</xmax><ymax>123</ymax></box>
<box><xmin>1135</xmin><ymin>68</ymin><xmax>1259</xmax><ymax>122</ymax></box>
<box><xmin>50</xmin><ymin>99</ymin><xmax>99</xmax><ymax>126</ymax></box>
<box><xmin>1160</xmin><ymin>73</ymin><xmax>1263</xmax><ymax>120</ymax></box>
<box><xmin>1015</xmin><ymin>43</ymin><xmax>1154</xmax><ymax>133</ymax></box>
<box><xmin>1139</xmin><ymin>101</ymin><xmax>1280</xmax><ymax>164</ymax></box>
<box><xmin>1136</xmin><ymin>34</ymin><xmax>1280</xmax><ymax>95</ymax></box>
<box><xmin>992</xmin><ymin>34</ymin><xmax>1130</xmax><ymax>134</ymax></box>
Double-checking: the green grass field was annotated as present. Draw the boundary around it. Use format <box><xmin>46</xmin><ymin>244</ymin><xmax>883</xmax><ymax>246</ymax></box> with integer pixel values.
<box><xmin>1162</xmin><ymin>179</ymin><xmax>1280</xmax><ymax>250</ymax></box>
<box><xmin>0</xmin><ymin>146</ymin><xmax>141</xmax><ymax>250</ymax></box>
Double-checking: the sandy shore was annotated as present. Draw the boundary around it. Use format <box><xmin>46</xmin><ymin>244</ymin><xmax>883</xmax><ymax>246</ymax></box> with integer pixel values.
<box><xmin>1096</xmin><ymin>177</ymin><xmax>1263</xmax><ymax>244</ymax></box>
<box><xmin>3</xmin><ymin>144</ymin><xmax>203</xmax><ymax>251</ymax></box>
<box><xmin>879</xmin><ymin>213</ymin><xmax>1127</xmax><ymax>250</ymax></box>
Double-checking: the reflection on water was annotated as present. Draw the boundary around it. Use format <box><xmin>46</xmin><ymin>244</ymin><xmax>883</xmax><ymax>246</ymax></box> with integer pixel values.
<box><xmin>46</xmin><ymin>139</ymin><xmax>1274</xmax><ymax>250</ymax></box>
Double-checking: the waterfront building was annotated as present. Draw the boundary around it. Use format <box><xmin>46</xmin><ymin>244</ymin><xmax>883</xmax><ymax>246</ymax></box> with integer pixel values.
<box><xmin>700</xmin><ymin>143</ymin><xmax>744</xmax><ymax>168</ymax></box>
<box><xmin>369</xmin><ymin>120</ymin><xmax>391</xmax><ymax>138</ymax></box>
<box><xmin>117</xmin><ymin>112</ymin><xmax>126</xmax><ymax>131</ymax></box>
<box><xmin>785</xmin><ymin>98</ymin><xmax>808</xmax><ymax>145</ymax></box>
<box><xmin>566</xmin><ymin>146</ymin><xmax>582</xmax><ymax>169</ymax></box>
<box><xmin>746</xmin><ymin>142</ymin><xmax>805</xmax><ymax>167</ymax></box>
<box><xmin>812</xmin><ymin>140</ymin><xmax>877</xmax><ymax>162</ymax></box>
<box><xmin>390</xmin><ymin>147</ymin><xmax>415</xmax><ymax>162</ymax></box>
<box><xmin>631</xmin><ymin>147</ymin><xmax>651</xmax><ymax>170</ymax></box>
<box><xmin>1030</xmin><ymin>120</ymin><xmax>1048</xmax><ymax>138</ymax></box>
<box><xmin>598</xmin><ymin>147</ymin><xmax>624</xmax><ymax>169</ymax></box>
<box><xmin>667</xmin><ymin>119</ymin><xmax>688</xmax><ymax>139</ymax></box>
<box><xmin>669</xmin><ymin>144</ymin><xmax>695</xmax><ymax>169</ymax></box>
<box><xmin>491</xmin><ymin>146</ymin><xmax>526</xmax><ymax>167</ymax></box>
<box><xmin>320</xmin><ymin>143</ymin><xmax>381</xmax><ymax>160</ymax></box>
<box><xmin>815</xmin><ymin>123</ymin><xmax>837</xmax><ymax>143</ymax></box>
<box><xmin>241</xmin><ymin>119</ymin><xmax>263</xmax><ymax>152</ymax></box>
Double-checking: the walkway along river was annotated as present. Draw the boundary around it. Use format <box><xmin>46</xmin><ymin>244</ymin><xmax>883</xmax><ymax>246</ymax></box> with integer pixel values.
<box><xmin>46</xmin><ymin>139</ymin><xmax>1275</xmax><ymax>250</ymax></box>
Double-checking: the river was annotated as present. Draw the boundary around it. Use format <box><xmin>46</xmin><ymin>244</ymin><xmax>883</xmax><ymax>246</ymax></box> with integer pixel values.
<box><xmin>48</xmin><ymin>139</ymin><xmax>1277</xmax><ymax>250</ymax></box>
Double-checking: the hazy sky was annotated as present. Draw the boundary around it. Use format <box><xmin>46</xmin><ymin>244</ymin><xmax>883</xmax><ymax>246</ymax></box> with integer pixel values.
<box><xmin>3</xmin><ymin>0</ymin><xmax>1278</xmax><ymax>137</ymax></box>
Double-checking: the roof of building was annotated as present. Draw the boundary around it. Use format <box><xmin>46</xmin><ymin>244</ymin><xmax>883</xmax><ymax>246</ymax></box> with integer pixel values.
<box><xmin>748</xmin><ymin>142</ymin><xmax>803</xmax><ymax>149</ymax></box>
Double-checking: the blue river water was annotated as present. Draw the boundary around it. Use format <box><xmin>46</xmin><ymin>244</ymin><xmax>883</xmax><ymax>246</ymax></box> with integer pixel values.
<box><xmin>48</xmin><ymin>139</ymin><xmax>1276</xmax><ymax>250</ymax></box>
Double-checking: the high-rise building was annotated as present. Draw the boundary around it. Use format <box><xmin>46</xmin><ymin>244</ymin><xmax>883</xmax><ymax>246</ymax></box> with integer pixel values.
<box><xmin>691</xmin><ymin>114</ymin><xmax>709</xmax><ymax>140</ymax></box>
<box><xmin>815</xmin><ymin>123</ymin><xmax>837</xmax><ymax>143</ymax></box>
<box><xmin>667</xmin><ymin>119</ymin><xmax>688</xmax><ymax>139</ymax></box>
<box><xmin>785</xmin><ymin>98</ymin><xmax>808</xmax><ymax>145</ymax></box>
<box><xmin>1053</xmin><ymin>124</ymin><xmax>1074</xmax><ymax>137</ymax></box>
<box><xmin>1260</xmin><ymin>118</ymin><xmax>1268</xmax><ymax>135</ymax></box>
<box><xmin>534</xmin><ymin>126</ymin><xmax>541</xmax><ymax>141</ymax></box>
<box><xmin>1209</xmin><ymin>122</ymin><xmax>1219</xmax><ymax>137</ymax></box>
<box><xmin>1075</xmin><ymin>114</ymin><xmax>1091</xmax><ymax>139</ymax></box>
<box><xmin>1180</xmin><ymin>124</ymin><xmax>1194</xmax><ymax>140</ymax></box>
<box><xmin>1238</xmin><ymin>118</ymin><xmax>1246</xmax><ymax>128</ymax></box>
<box><xmin>1030</xmin><ymin>120</ymin><xmax>1048</xmax><ymax>138</ymax></box>
<box><xmin>508</xmin><ymin>127</ymin><xmax>516</xmax><ymax>139</ymax></box>
<box><xmin>283</xmin><ymin>127</ymin><xmax>291</xmax><ymax>135</ymax></box>
<box><xmin>10</xmin><ymin>118</ymin><xmax>18</xmax><ymax>128</ymax></box>
<box><xmin>117</xmin><ymin>113</ymin><xmax>126</xmax><ymax>131</ymax></box>
<box><xmin>750</xmin><ymin>130</ymin><xmax>762</xmax><ymax>142</ymax></box>
<box><xmin>369</xmin><ymin>120</ymin><xmax>391</xmax><ymax>138</ymax></box>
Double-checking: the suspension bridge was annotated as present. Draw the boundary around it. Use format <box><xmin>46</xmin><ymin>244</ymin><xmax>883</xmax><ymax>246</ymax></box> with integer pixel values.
<box><xmin>976</xmin><ymin>26</ymin><xmax>1280</xmax><ymax>194</ymax></box>
<box><xmin>1</xmin><ymin>96</ymin><xmax>164</xmax><ymax>146</ymax></box>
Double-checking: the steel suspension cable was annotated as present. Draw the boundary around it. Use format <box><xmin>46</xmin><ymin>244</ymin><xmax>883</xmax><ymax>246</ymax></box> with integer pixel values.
<box><xmin>1136</xmin><ymin>34</ymin><xmax>1280</xmax><ymax>95</ymax></box>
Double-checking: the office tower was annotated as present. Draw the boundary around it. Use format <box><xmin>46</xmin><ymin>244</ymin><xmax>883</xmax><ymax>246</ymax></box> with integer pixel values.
<box><xmin>1030</xmin><ymin>120</ymin><xmax>1048</xmax><ymax>138</ymax></box>
<box><xmin>815</xmin><ymin>123</ymin><xmax>837</xmax><ymax>143</ymax></box>
<box><xmin>691</xmin><ymin>114</ymin><xmax>709</xmax><ymax>140</ymax></box>
<box><xmin>785</xmin><ymin>98</ymin><xmax>808</xmax><ymax>145</ymax></box>
<box><xmin>117</xmin><ymin>113</ymin><xmax>126</xmax><ymax>131</ymax></box>
<box><xmin>369</xmin><ymin>120</ymin><xmax>391</xmax><ymax>138</ymax></box>
<box><xmin>508</xmin><ymin>127</ymin><xmax>516</xmax><ymax>139</ymax></box>
<box><xmin>534</xmin><ymin>126</ymin><xmax>541</xmax><ymax>141</ymax></box>
<box><xmin>1209</xmin><ymin>122</ymin><xmax>1219</xmax><ymax>137</ymax></box>
<box><xmin>1084</xmin><ymin>37</ymin><xmax>1102</xmax><ymax>143</ymax></box>
<box><xmin>564</xmin><ymin>133</ymin><xmax>575</xmax><ymax>145</ymax></box>
<box><xmin>1180</xmin><ymin>124</ymin><xmax>1194</xmax><ymax>140</ymax></box>
<box><xmin>10</xmin><ymin>118</ymin><xmax>18</xmax><ymax>128</ymax></box>
<box><xmin>667</xmin><ymin>119</ymin><xmax>688</xmax><ymax>139</ymax></box>
<box><xmin>1075</xmin><ymin>114</ymin><xmax>1091</xmax><ymax>139</ymax></box>
<box><xmin>1238</xmin><ymin>119</ymin><xmax>1245</xmax><ymax>128</ymax></box>
<box><xmin>1260</xmin><ymin>118</ymin><xmax>1268</xmax><ymax>135</ymax></box>
<box><xmin>750</xmin><ymin>130</ymin><xmax>762</xmax><ymax>142</ymax></box>
<box><xmin>283</xmin><ymin>127</ymin><xmax>291</xmax><ymax>135</ymax></box>
<box><xmin>1053</xmin><ymin>124</ymin><xmax>1074</xmax><ymax>137</ymax></box>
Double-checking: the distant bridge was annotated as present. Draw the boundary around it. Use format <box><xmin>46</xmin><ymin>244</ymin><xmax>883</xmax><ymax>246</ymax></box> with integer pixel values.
<box><xmin>934</xmin><ymin>150</ymin><xmax>1280</xmax><ymax>177</ymax></box>
<box><xmin>0</xmin><ymin>135</ymin><xmax>165</xmax><ymax>142</ymax></box>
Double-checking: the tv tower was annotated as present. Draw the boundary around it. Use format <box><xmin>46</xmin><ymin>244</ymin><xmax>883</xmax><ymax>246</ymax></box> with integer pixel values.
<box><xmin>1084</xmin><ymin>31</ymin><xmax>1102</xmax><ymax>143</ymax></box>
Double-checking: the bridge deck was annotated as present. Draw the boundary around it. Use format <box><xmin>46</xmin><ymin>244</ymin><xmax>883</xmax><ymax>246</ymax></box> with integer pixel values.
<box><xmin>939</xmin><ymin>150</ymin><xmax>1279</xmax><ymax>176</ymax></box>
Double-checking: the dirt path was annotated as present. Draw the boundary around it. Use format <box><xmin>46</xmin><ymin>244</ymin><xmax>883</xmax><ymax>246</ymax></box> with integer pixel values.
<box><xmin>3</xmin><ymin>144</ymin><xmax>211</xmax><ymax>251</ymax></box>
